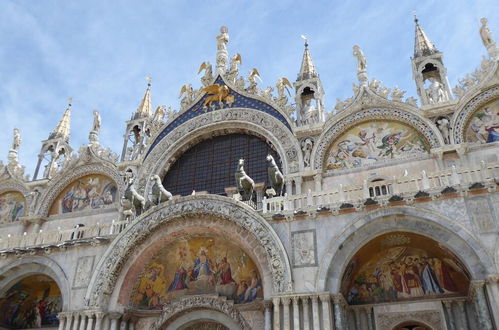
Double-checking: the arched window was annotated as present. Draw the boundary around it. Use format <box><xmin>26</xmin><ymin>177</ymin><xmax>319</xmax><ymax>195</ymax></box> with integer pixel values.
<box><xmin>163</xmin><ymin>134</ymin><xmax>281</xmax><ymax>196</ymax></box>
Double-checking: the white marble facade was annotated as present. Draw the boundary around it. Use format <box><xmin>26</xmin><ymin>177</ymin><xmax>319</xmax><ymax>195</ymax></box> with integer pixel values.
<box><xmin>0</xmin><ymin>20</ymin><xmax>499</xmax><ymax>330</ymax></box>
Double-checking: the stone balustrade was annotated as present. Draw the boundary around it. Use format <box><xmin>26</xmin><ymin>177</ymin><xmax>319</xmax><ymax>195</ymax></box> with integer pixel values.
<box><xmin>0</xmin><ymin>219</ymin><xmax>128</xmax><ymax>253</ymax></box>
<box><xmin>262</xmin><ymin>161</ymin><xmax>499</xmax><ymax>215</ymax></box>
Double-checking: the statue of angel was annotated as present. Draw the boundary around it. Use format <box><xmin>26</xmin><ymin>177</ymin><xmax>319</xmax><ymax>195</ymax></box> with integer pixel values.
<box><xmin>275</xmin><ymin>77</ymin><xmax>292</xmax><ymax>108</ymax></box>
<box><xmin>246</xmin><ymin>68</ymin><xmax>261</xmax><ymax>94</ymax></box>
<box><xmin>92</xmin><ymin>110</ymin><xmax>101</xmax><ymax>133</ymax></box>
<box><xmin>352</xmin><ymin>45</ymin><xmax>367</xmax><ymax>73</ymax></box>
<box><xmin>152</xmin><ymin>106</ymin><xmax>166</xmax><ymax>122</ymax></box>
<box><xmin>12</xmin><ymin>128</ymin><xmax>21</xmax><ymax>151</ymax></box>
<box><xmin>179</xmin><ymin>84</ymin><xmax>194</xmax><ymax>110</ymax></box>
<box><xmin>226</xmin><ymin>53</ymin><xmax>242</xmax><ymax>82</ymax></box>
<box><xmin>198</xmin><ymin>62</ymin><xmax>213</xmax><ymax>87</ymax></box>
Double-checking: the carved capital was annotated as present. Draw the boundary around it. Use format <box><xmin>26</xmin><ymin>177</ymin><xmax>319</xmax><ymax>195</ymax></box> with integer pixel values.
<box><xmin>301</xmin><ymin>296</ymin><xmax>309</xmax><ymax>305</ymax></box>
<box><xmin>19</xmin><ymin>215</ymin><xmax>47</xmax><ymax>226</ymax></box>
<box><xmin>319</xmin><ymin>293</ymin><xmax>331</xmax><ymax>303</ymax></box>
<box><xmin>281</xmin><ymin>297</ymin><xmax>291</xmax><ymax>306</ymax></box>
<box><xmin>486</xmin><ymin>274</ymin><xmax>499</xmax><ymax>284</ymax></box>
<box><xmin>107</xmin><ymin>312</ymin><xmax>122</xmax><ymax>320</ymax></box>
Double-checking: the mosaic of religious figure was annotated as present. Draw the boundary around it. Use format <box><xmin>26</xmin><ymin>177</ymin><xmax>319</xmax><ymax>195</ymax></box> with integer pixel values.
<box><xmin>49</xmin><ymin>174</ymin><xmax>117</xmax><ymax>215</ymax></box>
<box><xmin>325</xmin><ymin>121</ymin><xmax>429</xmax><ymax>170</ymax></box>
<box><xmin>341</xmin><ymin>232</ymin><xmax>470</xmax><ymax>305</ymax></box>
<box><xmin>465</xmin><ymin>99</ymin><xmax>499</xmax><ymax>144</ymax></box>
<box><xmin>0</xmin><ymin>191</ymin><xmax>25</xmax><ymax>224</ymax></box>
<box><xmin>0</xmin><ymin>275</ymin><xmax>62</xmax><ymax>329</ymax></box>
<box><xmin>131</xmin><ymin>237</ymin><xmax>263</xmax><ymax>309</ymax></box>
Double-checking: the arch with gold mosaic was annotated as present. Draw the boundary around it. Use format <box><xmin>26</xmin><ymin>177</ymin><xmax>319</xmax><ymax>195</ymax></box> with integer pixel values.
<box><xmin>340</xmin><ymin>231</ymin><xmax>471</xmax><ymax>305</ymax></box>
<box><xmin>36</xmin><ymin>164</ymin><xmax>123</xmax><ymax>217</ymax></box>
<box><xmin>313</xmin><ymin>108</ymin><xmax>442</xmax><ymax>171</ymax></box>
<box><xmin>452</xmin><ymin>85</ymin><xmax>499</xmax><ymax>144</ymax></box>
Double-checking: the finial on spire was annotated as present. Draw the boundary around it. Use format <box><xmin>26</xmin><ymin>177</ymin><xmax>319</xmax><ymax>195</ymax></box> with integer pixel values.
<box><xmin>412</xmin><ymin>11</ymin><xmax>418</xmax><ymax>23</ymax></box>
<box><xmin>301</xmin><ymin>35</ymin><xmax>308</xmax><ymax>48</ymax></box>
<box><xmin>146</xmin><ymin>76</ymin><xmax>152</xmax><ymax>88</ymax></box>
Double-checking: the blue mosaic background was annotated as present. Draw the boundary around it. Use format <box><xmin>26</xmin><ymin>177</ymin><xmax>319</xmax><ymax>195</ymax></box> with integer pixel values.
<box><xmin>145</xmin><ymin>76</ymin><xmax>292</xmax><ymax>159</ymax></box>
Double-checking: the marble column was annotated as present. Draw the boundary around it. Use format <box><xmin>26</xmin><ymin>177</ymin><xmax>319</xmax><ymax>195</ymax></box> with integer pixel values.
<box><xmin>273</xmin><ymin>297</ymin><xmax>281</xmax><ymax>330</ymax></box>
<box><xmin>471</xmin><ymin>281</ymin><xmax>493</xmax><ymax>330</ymax></box>
<box><xmin>64</xmin><ymin>313</ymin><xmax>74</xmax><ymax>330</ymax></box>
<box><xmin>78</xmin><ymin>313</ymin><xmax>87</xmax><ymax>330</ymax></box>
<box><xmin>302</xmin><ymin>296</ymin><xmax>310</xmax><ymax>330</ymax></box>
<box><xmin>292</xmin><ymin>297</ymin><xmax>300</xmax><ymax>330</ymax></box>
<box><xmin>285</xmin><ymin>179</ymin><xmax>293</xmax><ymax>196</ymax></box>
<box><xmin>94</xmin><ymin>312</ymin><xmax>105</xmax><ymax>330</ymax></box>
<box><xmin>85</xmin><ymin>312</ymin><xmax>95</xmax><ymax>330</ymax></box>
<box><xmin>314</xmin><ymin>174</ymin><xmax>322</xmax><ymax>205</ymax></box>
<box><xmin>282</xmin><ymin>297</ymin><xmax>291</xmax><ymax>330</ymax></box>
<box><xmin>333</xmin><ymin>295</ymin><xmax>344</xmax><ymax>330</ymax></box>
<box><xmin>485</xmin><ymin>274</ymin><xmax>499</xmax><ymax>329</ymax></box>
<box><xmin>108</xmin><ymin>313</ymin><xmax>122</xmax><ymax>330</ymax></box>
<box><xmin>443</xmin><ymin>301</ymin><xmax>455</xmax><ymax>330</ymax></box>
<box><xmin>320</xmin><ymin>294</ymin><xmax>332</xmax><ymax>330</ymax></box>
<box><xmin>364</xmin><ymin>307</ymin><xmax>374</xmax><ymax>330</ymax></box>
<box><xmin>353</xmin><ymin>309</ymin><xmax>361</xmax><ymax>330</ymax></box>
<box><xmin>311</xmin><ymin>295</ymin><xmax>320</xmax><ymax>330</ymax></box>
<box><xmin>57</xmin><ymin>312</ymin><xmax>67</xmax><ymax>330</ymax></box>
<box><xmin>455</xmin><ymin>300</ymin><xmax>468</xmax><ymax>330</ymax></box>
<box><xmin>264</xmin><ymin>301</ymin><xmax>272</xmax><ymax>330</ymax></box>
<box><xmin>294</xmin><ymin>177</ymin><xmax>303</xmax><ymax>209</ymax></box>
<box><xmin>73</xmin><ymin>314</ymin><xmax>81</xmax><ymax>330</ymax></box>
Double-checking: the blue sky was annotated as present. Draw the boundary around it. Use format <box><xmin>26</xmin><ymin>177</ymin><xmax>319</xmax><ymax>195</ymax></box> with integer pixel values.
<box><xmin>1</xmin><ymin>0</ymin><xmax>498</xmax><ymax>177</ymax></box>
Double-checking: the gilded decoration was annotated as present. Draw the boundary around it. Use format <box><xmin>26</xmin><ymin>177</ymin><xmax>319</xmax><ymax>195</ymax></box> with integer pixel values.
<box><xmin>464</xmin><ymin>98</ymin><xmax>499</xmax><ymax>143</ymax></box>
<box><xmin>325</xmin><ymin>120</ymin><xmax>430</xmax><ymax>170</ymax></box>
<box><xmin>48</xmin><ymin>174</ymin><xmax>117</xmax><ymax>215</ymax></box>
<box><xmin>131</xmin><ymin>236</ymin><xmax>262</xmax><ymax>309</ymax></box>
<box><xmin>0</xmin><ymin>191</ymin><xmax>25</xmax><ymax>224</ymax></box>
<box><xmin>0</xmin><ymin>275</ymin><xmax>62</xmax><ymax>329</ymax></box>
<box><xmin>342</xmin><ymin>232</ymin><xmax>470</xmax><ymax>305</ymax></box>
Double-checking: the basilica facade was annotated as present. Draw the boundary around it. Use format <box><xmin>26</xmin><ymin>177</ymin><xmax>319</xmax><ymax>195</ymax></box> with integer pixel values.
<box><xmin>0</xmin><ymin>18</ymin><xmax>498</xmax><ymax>330</ymax></box>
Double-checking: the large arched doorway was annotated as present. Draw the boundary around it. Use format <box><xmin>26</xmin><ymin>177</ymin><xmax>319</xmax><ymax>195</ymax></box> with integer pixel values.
<box><xmin>393</xmin><ymin>321</ymin><xmax>432</xmax><ymax>330</ymax></box>
<box><xmin>0</xmin><ymin>274</ymin><xmax>62</xmax><ymax>329</ymax></box>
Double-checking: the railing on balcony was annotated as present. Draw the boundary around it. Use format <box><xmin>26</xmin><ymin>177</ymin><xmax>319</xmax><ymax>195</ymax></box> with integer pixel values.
<box><xmin>0</xmin><ymin>219</ymin><xmax>129</xmax><ymax>252</ymax></box>
<box><xmin>262</xmin><ymin>161</ymin><xmax>499</xmax><ymax>215</ymax></box>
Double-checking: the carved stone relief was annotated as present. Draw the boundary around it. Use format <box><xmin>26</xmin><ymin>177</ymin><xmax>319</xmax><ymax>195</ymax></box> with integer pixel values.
<box><xmin>466</xmin><ymin>196</ymin><xmax>497</xmax><ymax>233</ymax></box>
<box><xmin>291</xmin><ymin>230</ymin><xmax>318</xmax><ymax>267</ymax></box>
<box><xmin>73</xmin><ymin>256</ymin><xmax>95</xmax><ymax>289</ymax></box>
<box><xmin>150</xmin><ymin>295</ymin><xmax>251</xmax><ymax>330</ymax></box>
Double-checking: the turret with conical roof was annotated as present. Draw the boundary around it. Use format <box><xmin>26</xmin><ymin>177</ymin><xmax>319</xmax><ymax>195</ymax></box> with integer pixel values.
<box><xmin>411</xmin><ymin>16</ymin><xmax>452</xmax><ymax>107</ymax></box>
<box><xmin>413</xmin><ymin>17</ymin><xmax>439</xmax><ymax>58</ymax></box>
<box><xmin>297</xmin><ymin>40</ymin><xmax>319</xmax><ymax>81</ymax></box>
<box><xmin>134</xmin><ymin>79</ymin><xmax>152</xmax><ymax>119</ymax></box>
<box><xmin>49</xmin><ymin>103</ymin><xmax>71</xmax><ymax>141</ymax></box>
<box><xmin>294</xmin><ymin>37</ymin><xmax>325</xmax><ymax>127</ymax></box>
<box><xmin>121</xmin><ymin>78</ymin><xmax>154</xmax><ymax>161</ymax></box>
<box><xmin>33</xmin><ymin>100</ymin><xmax>73</xmax><ymax>180</ymax></box>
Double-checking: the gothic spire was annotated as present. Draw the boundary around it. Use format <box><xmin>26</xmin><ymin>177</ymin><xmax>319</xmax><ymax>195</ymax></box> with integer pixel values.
<box><xmin>49</xmin><ymin>99</ymin><xmax>72</xmax><ymax>142</ymax></box>
<box><xmin>134</xmin><ymin>77</ymin><xmax>152</xmax><ymax>119</ymax></box>
<box><xmin>297</xmin><ymin>37</ymin><xmax>318</xmax><ymax>81</ymax></box>
<box><xmin>413</xmin><ymin>16</ymin><xmax>439</xmax><ymax>58</ymax></box>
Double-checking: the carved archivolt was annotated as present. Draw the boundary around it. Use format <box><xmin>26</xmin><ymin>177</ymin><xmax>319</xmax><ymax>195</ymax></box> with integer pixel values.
<box><xmin>86</xmin><ymin>195</ymin><xmax>293</xmax><ymax>308</ymax></box>
<box><xmin>151</xmin><ymin>296</ymin><xmax>251</xmax><ymax>330</ymax></box>
<box><xmin>452</xmin><ymin>85</ymin><xmax>499</xmax><ymax>144</ymax></box>
<box><xmin>140</xmin><ymin>107</ymin><xmax>302</xmax><ymax>187</ymax></box>
<box><xmin>36</xmin><ymin>164</ymin><xmax>124</xmax><ymax>216</ymax></box>
<box><xmin>313</xmin><ymin>108</ymin><xmax>443</xmax><ymax>171</ymax></box>
<box><xmin>376</xmin><ymin>310</ymin><xmax>444</xmax><ymax>330</ymax></box>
